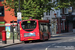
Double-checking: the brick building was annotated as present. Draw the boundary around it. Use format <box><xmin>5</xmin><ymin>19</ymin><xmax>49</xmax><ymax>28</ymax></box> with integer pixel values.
<box><xmin>0</xmin><ymin>0</ymin><xmax>17</xmax><ymax>32</ymax></box>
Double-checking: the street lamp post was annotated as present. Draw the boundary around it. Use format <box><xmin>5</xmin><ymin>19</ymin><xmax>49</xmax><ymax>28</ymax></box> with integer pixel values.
<box><xmin>17</xmin><ymin>0</ymin><xmax>22</xmax><ymax>40</ymax></box>
<box><xmin>68</xmin><ymin>7</ymin><xmax>73</xmax><ymax>32</ymax></box>
<box><xmin>13</xmin><ymin>20</ymin><xmax>14</xmax><ymax>43</ymax></box>
<box><xmin>18</xmin><ymin>0</ymin><xmax>20</xmax><ymax>12</ymax></box>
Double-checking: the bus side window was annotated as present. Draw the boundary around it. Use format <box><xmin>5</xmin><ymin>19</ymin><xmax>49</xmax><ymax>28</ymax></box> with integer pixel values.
<box><xmin>43</xmin><ymin>24</ymin><xmax>46</xmax><ymax>32</ymax></box>
<box><xmin>40</xmin><ymin>25</ymin><xmax>43</xmax><ymax>31</ymax></box>
<box><xmin>44</xmin><ymin>25</ymin><xmax>48</xmax><ymax>32</ymax></box>
<box><xmin>43</xmin><ymin>23</ymin><xmax>49</xmax><ymax>32</ymax></box>
<box><xmin>39</xmin><ymin>23</ymin><xmax>43</xmax><ymax>32</ymax></box>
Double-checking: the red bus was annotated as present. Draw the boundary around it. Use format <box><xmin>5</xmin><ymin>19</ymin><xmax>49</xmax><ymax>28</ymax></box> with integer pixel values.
<box><xmin>19</xmin><ymin>19</ymin><xmax>51</xmax><ymax>42</ymax></box>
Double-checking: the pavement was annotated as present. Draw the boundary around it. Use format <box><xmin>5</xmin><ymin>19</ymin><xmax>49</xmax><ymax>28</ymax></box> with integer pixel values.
<box><xmin>0</xmin><ymin>32</ymin><xmax>75</xmax><ymax>48</ymax></box>
<box><xmin>0</xmin><ymin>39</ymin><xmax>22</xmax><ymax>48</ymax></box>
<box><xmin>51</xmin><ymin>32</ymin><xmax>75</xmax><ymax>37</ymax></box>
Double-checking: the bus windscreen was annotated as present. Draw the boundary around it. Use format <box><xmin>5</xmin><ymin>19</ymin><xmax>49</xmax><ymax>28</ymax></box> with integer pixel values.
<box><xmin>21</xmin><ymin>21</ymin><xmax>37</xmax><ymax>31</ymax></box>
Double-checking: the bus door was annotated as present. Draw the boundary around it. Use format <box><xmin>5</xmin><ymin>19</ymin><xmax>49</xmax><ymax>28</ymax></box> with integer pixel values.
<box><xmin>39</xmin><ymin>23</ymin><xmax>50</xmax><ymax>39</ymax></box>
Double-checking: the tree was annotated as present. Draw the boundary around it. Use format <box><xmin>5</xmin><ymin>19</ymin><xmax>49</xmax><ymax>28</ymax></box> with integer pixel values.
<box><xmin>55</xmin><ymin>0</ymin><xmax>75</xmax><ymax>9</ymax></box>
<box><xmin>2</xmin><ymin>0</ymin><xmax>54</xmax><ymax>20</ymax></box>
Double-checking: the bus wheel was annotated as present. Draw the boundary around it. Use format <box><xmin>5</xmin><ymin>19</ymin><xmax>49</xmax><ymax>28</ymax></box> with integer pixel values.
<box><xmin>32</xmin><ymin>40</ymin><xmax>36</xmax><ymax>43</ymax></box>
<box><xmin>42</xmin><ymin>36</ymin><xmax>45</xmax><ymax>41</ymax></box>
<box><xmin>47</xmin><ymin>35</ymin><xmax>49</xmax><ymax>41</ymax></box>
<box><xmin>24</xmin><ymin>41</ymin><xmax>29</xmax><ymax>43</ymax></box>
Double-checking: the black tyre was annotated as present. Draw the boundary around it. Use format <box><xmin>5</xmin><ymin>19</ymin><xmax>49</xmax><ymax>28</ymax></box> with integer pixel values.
<box><xmin>42</xmin><ymin>36</ymin><xmax>45</xmax><ymax>41</ymax></box>
<box><xmin>24</xmin><ymin>41</ymin><xmax>29</xmax><ymax>43</ymax></box>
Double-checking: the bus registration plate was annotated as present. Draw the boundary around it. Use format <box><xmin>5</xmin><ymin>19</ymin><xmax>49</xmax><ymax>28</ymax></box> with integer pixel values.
<box><xmin>28</xmin><ymin>38</ymin><xmax>32</xmax><ymax>40</ymax></box>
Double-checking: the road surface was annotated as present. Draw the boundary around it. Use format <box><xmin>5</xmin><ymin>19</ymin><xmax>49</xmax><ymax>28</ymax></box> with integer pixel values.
<box><xmin>0</xmin><ymin>33</ymin><xmax>75</xmax><ymax>50</ymax></box>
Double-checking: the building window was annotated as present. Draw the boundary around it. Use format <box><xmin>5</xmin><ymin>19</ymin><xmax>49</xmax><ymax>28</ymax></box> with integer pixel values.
<box><xmin>57</xmin><ymin>12</ymin><xmax>59</xmax><ymax>17</ymax></box>
<box><xmin>72</xmin><ymin>9</ymin><xmax>75</xmax><ymax>12</ymax></box>
<box><xmin>60</xmin><ymin>9</ymin><xmax>63</xmax><ymax>14</ymax></box>
<box><xmin>46</xmin><ymin>12</ymin><xmax>48</xmax><ymax>15</ymax></box>
<box><xmin>0</xmin><ymin>6</ymin><xmax>4</xmax><ymax>16</ymax></box>
<box><xmin>64</xmin><ymin>8</ymin><xmax>68</xmax><ymax>14</ymax></box>
<box><xmin>0</xmin><ymin>0</ymin><xmax>4</xmax><ymax>1</ymax></box>
<box><xmin>46</xmin><ymin>10</ymin><xmax>50</xmax><ymax>15</ymax></box>
<box><xmin>72</xmin><ymin>7</ymin><xmax>75</xmax><ymax>13</ymax></box>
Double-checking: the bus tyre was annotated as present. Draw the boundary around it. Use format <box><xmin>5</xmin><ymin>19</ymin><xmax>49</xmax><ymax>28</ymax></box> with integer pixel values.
<box><xmin>46</xmin><ymin>35</ymin><xmax>49</xmax><ymax>41</ymax></box>
<box><xmin>24</xmin><ymin>41</ymin><xmax>29</xmax><ymax>43</ymax></box>
<box><xmin>47</xmin><ymin>35</ymin><xmax>49</xmax><ymax>40</ymax></box>
<box><xmin>42</xmin><ymin>36</ymin><xmax>45</xmax><ymax>41</ymax></box>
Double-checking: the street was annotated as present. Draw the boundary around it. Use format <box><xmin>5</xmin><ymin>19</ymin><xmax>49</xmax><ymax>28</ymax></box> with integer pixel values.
<box><xmin>0</xmin><ymin>34</ymin><xmax>75</xmax><ymax>50</ymax></box>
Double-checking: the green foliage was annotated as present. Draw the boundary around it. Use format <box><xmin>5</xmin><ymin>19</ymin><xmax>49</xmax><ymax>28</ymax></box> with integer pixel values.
<box><xmin>2</xmin><ymin>0</ymin><xmax>54</xmax><ymax>20</ymax></box>
<box><xmin>22</xmin><ymin>17</ymin><xmax>29</xmax><ymax>20</ymax></box>
<box><xmin>55</xmin><ymin>0</ymin><xmax>75</xmax><ymax>9</ymax></box>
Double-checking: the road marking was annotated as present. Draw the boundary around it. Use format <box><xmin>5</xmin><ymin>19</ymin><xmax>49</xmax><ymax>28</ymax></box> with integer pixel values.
<box><xmin>45</xmin><ymin>48</ymin><xmax>48</xmax><ymax>50</ymax></box>
<box><xmin>45</xmin><ymin>43</ymin><xmax>56</xmax><ymax>50</ymax></box>
<box><xmin>45</xmin><ymin>38</ymin><xmax>75</xmax><ymax>50</ymax></box>
<box><xmin>65</xmin><ymin>46</ymin><xmax>75</xmax><ymax>49</ymax></box>
<box><xmin>74</xmin><ymin>38</ymin><xmax>75</xmax><ymax>39</ymax></box>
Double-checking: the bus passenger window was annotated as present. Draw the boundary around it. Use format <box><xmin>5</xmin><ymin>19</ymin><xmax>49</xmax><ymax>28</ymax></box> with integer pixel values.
<box><xmin>40</xmin><ymin>24</ymin><xmax>43</xmax><ymax>31</ymax></box>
